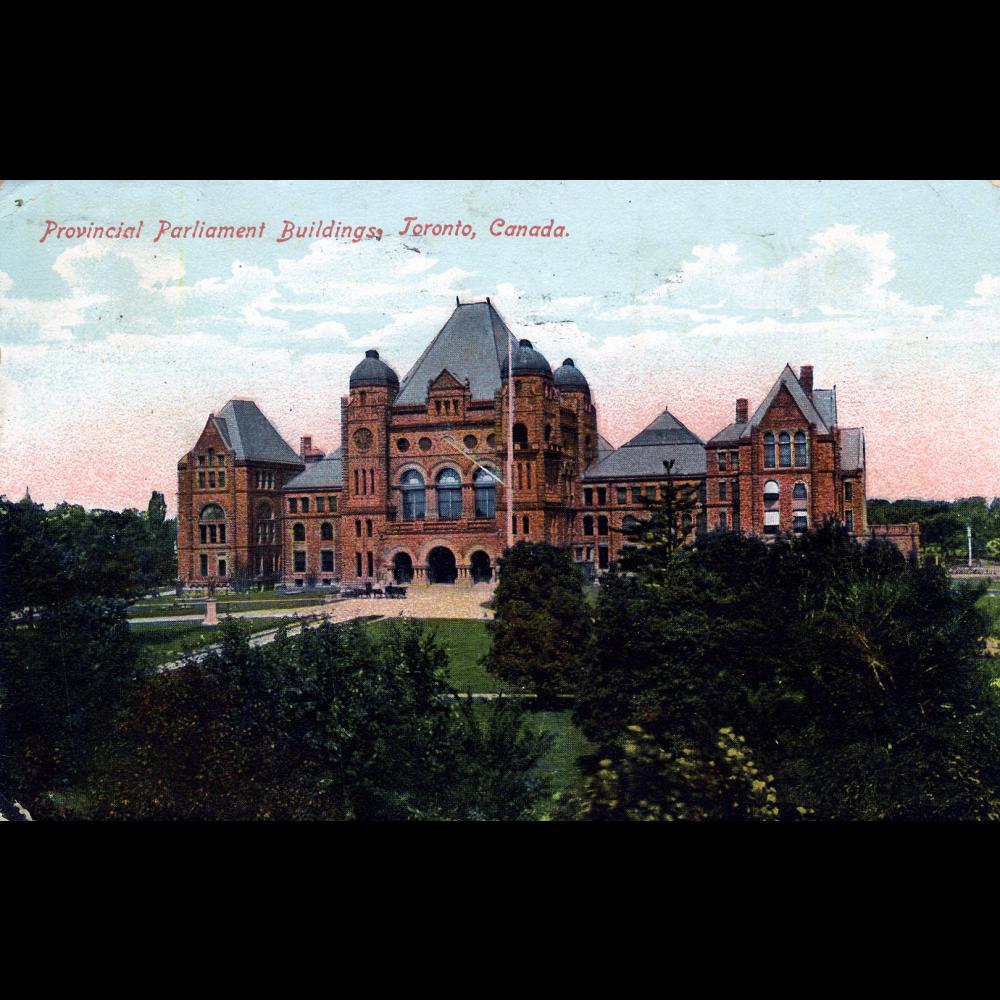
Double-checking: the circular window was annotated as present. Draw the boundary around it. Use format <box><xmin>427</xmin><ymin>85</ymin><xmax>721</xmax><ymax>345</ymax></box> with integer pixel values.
<box><xmin>418</xmin><ymin>437</ymin><xmax>432</xmax><ymax>452</ymax></box>
<box><xmin>464</xmin><ymin>434</ymin><xmax>478</xmax><ymax>450</ymax></box>
<box><xmin>397</xmin><ymin>438</ymin><xmax>410</xmax><ymax>452</ymax></box>
<box><xmin>352</xmin><ymin>427</ymin><xmax>373</xmax><ymax>452</ymax></box>
<box><xmin>486</xmin><ymin>433</ymin><xmax>496</xmax><ymax>448</ymax></box>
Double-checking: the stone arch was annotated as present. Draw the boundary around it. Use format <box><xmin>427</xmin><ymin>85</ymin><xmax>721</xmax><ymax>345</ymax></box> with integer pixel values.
<box><xmin>469</xmin><ymin>550</ymin><xmax>492</xmax><ymax>583</ymax></box>
<box><xmin>427</xmin><ymin>545</ymin><xmax>458</xmax><ymax>584</ymax></box>
<box><xmin>392</xmin><ymin>551</ymin><xmax>414</xmax><ymax>584</ymax></box>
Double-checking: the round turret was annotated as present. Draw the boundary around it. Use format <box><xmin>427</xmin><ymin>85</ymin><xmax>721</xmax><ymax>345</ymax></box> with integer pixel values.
<box><xmin>350</xmin><ymin>349</ymin><xmax>399</xmax><ymax>391</ymax></box>
<box><xmin>500</xmin><ymin>339</ymin><xmax>553</xmax><ymax>379</ymax></box>
<box><xmin>553</xmin><ymin>357</ymin><xmax>590</xmax><ymax>394</ymax></box>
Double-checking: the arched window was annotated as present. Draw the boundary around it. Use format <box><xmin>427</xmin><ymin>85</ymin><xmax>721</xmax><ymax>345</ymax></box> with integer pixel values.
<box><xmin>583</xmin><ymin>515</ymin><xmax>594</xmax><ymax>536</ymax></box>
<box><xmin>793</xmin><ymin>482</ymin><xmax>807</xmax><ymax>501</ymax></box>
<box><xmin>401</xmin><ymin>470</ymin><xmax>426</xmax><ymax>521</ymax></box>
<box><xmin>437</xmin><ymin>468</ymin><xmax>462</xmax><ymax>519</ymax></box>
<box><xmin>763</xmin><ymin>480</ymin><xmax>780</xmax><ymax>535</ymax></box>
<box><xmin>256</xmin><ymin>502</ymin><xmax>275</xmax><ymax>544</ymax></box>
<box><xmin>474</xmin><ymin>467</ymin><xmax>497</xmax><ymax>518</ymax></box>
<box><xmin>200</xmin><ymin>503</ymin><xmax>227</xmax><ymax>545</ymax></box>
<box><xmin>292</xmin><ymin>523</ymin><xmax>306</xmax><ymax>542</ymax></box>
<box><xmin>597</xmin><ymin>515</ymin><xmax>609</xmax><ymax>536</ymax></box>
<box><xmin>794</xmin><ymin>431</ymin><xmax>807</xmax><ymax>466</ymax></box>
<box><xmin>779</xmin><ymin>432</ymin><xmax>791</xmax><ymax>467</ymax></box>
<box><xmin>763</xmin><ymin>432</ymin><xmax>775</xmax><ymax>468</ymax></box>
<box><xmin>321</xmin><ymin>522</ymin><xmax>334</xmax><ymax>541</ymax></box>
<box><xmin>513</xmin><ymin>423</ymin><xmax>528</xmax><ymax>446</ymax></box>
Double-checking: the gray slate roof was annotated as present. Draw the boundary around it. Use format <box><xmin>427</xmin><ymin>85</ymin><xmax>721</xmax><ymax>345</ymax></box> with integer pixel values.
<box><xmin>707</xmin><ymin>422</ymin><xmax>748</xmax><ymax>445</ymax></box>
<box><xmin>214</xmin><ymin>399</ymin><xmax>304</xmax><ymax>467</ymax></box>
<box><xmin>284</xmin><ymin>447</ymin><xmax>344</xmax><ymax>490</ymax></box>
<box><xmin>741</xmin><ymin>365</ymin><xmax>830</xmax><ymax>437</ymax></box>
<box><xmin>596</xmin><ymin>434</ymin><xmax>614</xmax><ymax>461</ymax></box>
<box><xmin>396</xmin><ymin>301</ymin><xmax>517</xmax><ymax>405</ymax></box>
<box><xmin>839</xmin><ymin>428</ymin><xmax>865</xmax><ymax>471</ymax></box>
<box><xmin>812</xmin><ymin>387</ymin><xmax>838</xmax><ymax>428</ymax></box>
<box><xmin>583</xmin><ymin>408</ymin><xmax>706</xmax><ymax>481</ymax></box>
<box><xmin>554</xmin><ymin>357</ymin><xmax>590</xmax><ymax>392</ymax></box>
<box><xmin>350</xmin><ymin>349</ymin><xmax>400</xmax><ymax>390</ymax></box>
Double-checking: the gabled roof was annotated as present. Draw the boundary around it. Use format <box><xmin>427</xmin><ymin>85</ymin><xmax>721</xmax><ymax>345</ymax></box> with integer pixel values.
<box><xmin>396</xmin><ymin>301</ymin><xmax>516</xmax><ymax>405</ymax></box>
<box><xmin>839</xmin><ymin>428</ymin><xmax>865</xmax><ymax>472</ymax></box>
<box><xmin>741</xmin><ymin>364</ymin><xmax>830</xmax><ymax>437</ymax></box>
<box><xmin>213</xmin><ymin>399</ymin><xmax>304</xmax><ymax>467</ymax></box>
<box><xmin>583</xmin><ymin>408</ymin><xmax>706</xmax><ymax>481</ymax></box>
<box><xmin>284</xmin><ymin>447</ymin><xmax>344</xmax><ymax>490</ymax></box>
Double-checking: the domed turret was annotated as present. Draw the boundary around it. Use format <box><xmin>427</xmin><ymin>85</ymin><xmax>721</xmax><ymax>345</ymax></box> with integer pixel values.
<box><xmin>500</xmin><ymin>339</ymin><xmax>552</xmax><ymax>379</ymax></box>
<box><xmin>553</xmin><ymin>357</ymin><xmax>590</xmax><ymax>394</ymax></box>
<box><xmin>350</xmin><ymin>349</ymin><xmax>399</xmax><ymax>391</ymax></box>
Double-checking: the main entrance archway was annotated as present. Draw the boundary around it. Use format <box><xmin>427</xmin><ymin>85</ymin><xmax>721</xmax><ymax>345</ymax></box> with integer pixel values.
<box><xmin>470</xmin><ymin>550</ymin><xmax>492</xmax><ymax>583</ymax></box>
<box><xmin>392</xmin><ymin>552</ymin><xmax>414</xmax><ymax>584</ymax></box>
<box><xmin>427</xmin><ymin>546</ymin><xmax>458</xmax><ymax>584</ymax></box>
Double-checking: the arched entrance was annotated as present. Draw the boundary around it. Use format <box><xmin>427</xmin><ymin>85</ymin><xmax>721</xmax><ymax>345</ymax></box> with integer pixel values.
<box><xmin>427</xmin><ymin>546</ymin><xmax>457</xmax><ymax>584</ymax></box>
<box><xmin>392</xmin><ymin>552</ymin><xmax>414</xmax><ymax>584</ymax></box>
<box><xmin>470</xmin><ymin>550</ymin><xmax>492</xmax><ymax>583</ymax></box>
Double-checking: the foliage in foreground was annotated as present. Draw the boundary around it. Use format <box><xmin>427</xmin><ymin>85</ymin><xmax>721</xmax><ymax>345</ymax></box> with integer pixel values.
<box><xmin>81</xmin><ymin>618</ymin><xmax>552</xmax><ymax>820</ymax></box>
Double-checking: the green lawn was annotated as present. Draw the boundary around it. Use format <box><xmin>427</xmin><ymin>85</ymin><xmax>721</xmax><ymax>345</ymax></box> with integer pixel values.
<box><xmin>127</xmin><ymin>597</ymin><xmax>324</xmax><ymax>618</ymax></box>
<box><xmin>130</xmin><ymin>616</ymin><xmax>288</xmax><ymax>665</ymax></box>
<box><xmin>977</xmin><ymin>594</ymin><xmax>1000</xmax><ymax>637</ymax></box>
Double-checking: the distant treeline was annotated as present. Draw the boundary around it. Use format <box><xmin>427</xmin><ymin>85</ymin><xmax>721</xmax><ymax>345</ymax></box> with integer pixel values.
<box><xmin>868</xmin><ymin>496</ymin><xmax>1000</xmax><ymax>559</ymax></box>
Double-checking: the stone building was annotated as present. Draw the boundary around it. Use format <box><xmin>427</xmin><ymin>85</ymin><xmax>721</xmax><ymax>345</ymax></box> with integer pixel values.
<box><xmin>176</xmin><ymin>297</ymin><xmax>910</xmax><ymax>588</ymax></box>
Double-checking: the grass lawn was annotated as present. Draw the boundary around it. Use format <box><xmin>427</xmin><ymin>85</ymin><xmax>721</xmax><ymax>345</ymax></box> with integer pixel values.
<box><xmin>363</xmin><ymin>617</ymin><xmax>520</xmax><ymax>694</ymax></box>
<box><xmin>130</xmin><ymin>616</ymin><xmax>288</xmax><ymax>665</ymax></box>
<box><xmin>127</xmin><ymin>597</ymin><xmax>324</xmax><ymax>618</ymax></box>
<box><xmin>976</xmin><ymin>594</ymin><xmax>1000</xmax><ymax>637</ymax></box>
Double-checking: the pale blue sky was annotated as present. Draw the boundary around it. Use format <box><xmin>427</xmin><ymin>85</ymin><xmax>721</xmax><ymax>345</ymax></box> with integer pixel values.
<box><xmin>2</xmin><ymin>179</ymin><xmax>998</xmax><ymax>511</ymax></box>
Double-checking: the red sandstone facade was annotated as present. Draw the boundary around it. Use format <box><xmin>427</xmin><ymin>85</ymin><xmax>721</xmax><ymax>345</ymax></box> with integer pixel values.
<box><xmin>176</xmin><ymin>299</ymin><xmax>916</xmax><ymax>589</ymax></box>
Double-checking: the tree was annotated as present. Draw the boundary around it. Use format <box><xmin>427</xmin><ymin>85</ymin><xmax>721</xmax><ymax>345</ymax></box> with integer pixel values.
<box><xmin>483</xmin><ymin>542</ymin><xmax>594</xmax><ymax>704</ymax></box>
<box><xmin>83</xmin><ymin>618</ymin><xmax>552</xmax><ymax>821</ymax></box>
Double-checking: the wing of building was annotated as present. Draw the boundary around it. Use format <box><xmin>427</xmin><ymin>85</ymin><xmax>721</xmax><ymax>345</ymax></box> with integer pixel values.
<box><xmin>176</xmin><ymin>300</ymin><xmax>917</xmax><ymax>590</ymax></box>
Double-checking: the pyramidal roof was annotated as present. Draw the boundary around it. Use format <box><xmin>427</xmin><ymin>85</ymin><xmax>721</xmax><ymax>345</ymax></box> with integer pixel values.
<box><xmin>396</xmin><ymin>300</ymin><xmax>516</xmax><ymax>405</ymax></box>
<box><xmin>213</xmin><ymin>399</ymin><xmax>303</xmax><ymax>467</ymax></box>
<box><xmin>583</xmin><ymin>407</ymin><xmax>706</xmax><ymax>481</ymax></box>
<box><xmin>741</xmin><ymin>365</ymin><xmax>830</xmax><ymax>437</ymax></box>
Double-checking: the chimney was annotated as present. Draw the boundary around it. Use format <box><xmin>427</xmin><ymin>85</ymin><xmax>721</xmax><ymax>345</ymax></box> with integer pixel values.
<box><xmin>799</xmin><ymin>365</ymin><xmax>814</xmax><ymax>396</ymax></box>
<box><xmin>736</xmin><ymin>398</ymin><xmax>749</xmax><ymax>423</ymax></box>
<box><xmin>300</xmin><ymin>436</ymin><xmax>311</xmax><ymax>461</ymax></box>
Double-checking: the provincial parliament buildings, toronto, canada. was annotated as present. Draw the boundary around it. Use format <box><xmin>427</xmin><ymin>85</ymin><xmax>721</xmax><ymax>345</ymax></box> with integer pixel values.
<box><xmin>176</xmin><ymin>298</ymin><xmax>920</xmax><ymax>588</ymax></box>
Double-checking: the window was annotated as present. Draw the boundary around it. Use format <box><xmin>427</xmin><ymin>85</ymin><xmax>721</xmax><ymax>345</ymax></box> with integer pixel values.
<box><xmin>218</xmin><ymin>454</ymin><xmax>225</xmax><ymax>467</ymax></box>
<box><xmin>522</xmin><ymin>516</ymin><xmax>529</xmax><ymax>535</ymax></box>
<box><xmin>256</xmin><ymin>502</ymin><xmax>275</xmax><ymax>544</ymax></box>
<box><xmin>402</xmin><ymin>470</ymin><xmax>426</xmax><ymax>521</ymax></box>
<box><xmin>321</xmin><ymin>522</ymin><xmax>333</xmax><ymax>541</ymax></box>
<box><xmin>370</xmin><ymin>469</ymin><xmax>375</xmax><ymax>493</ymax></box>
<box><xmin>583</xmin><ymin>515</ymin><xmax>594</xmax><ymax>536</ymax></box>
<box><xmin>328</xmin><ymin>496</ymin><xmax>337</xmax><ymax>511</ymax></box>
<box><xmin>289</xmin><ymin>498</ymin><xmax>298</xmax><ymax>513</ymax></box>
<box><xmin>218</xmin><ymin>471</ymin><xmax>225</xmax><ymax>487</ymax></box>
<box><xmin>846</xmin><ymin>510</ymin><xmax>855</xmax><ymax>533</ymax></box>
<box><xmin>354</xmin><ymin>469</ymin><xmax>360</xmax><ymax>494</ymax></box>
<box><xmin>198</xmin><ymin>472</ymin><xmax>206</xmax><ymax>488</ymax></box>
<box><xmin>720</xmin><ymin>511</ymin><xmax>728</xmax><ymax>530</ymax></box>
<box><xmin>764</xmin><ymin>432</ymin><xmax>775</xmax><ymax>468</ymax></box>
<box><xmin>779</xmin><ymin>432</ymin><xmax>791</xmax><ymax>467</ymax></box>
<box><xmin>474</xmin><ymin>467</ymin><xmax>497</xmax><ymax>518</ymax></box>
<box><xmin>200</xmin><ymin>554</ymin><xmax>208</xmax><ymax>576</ymax></box>
<box><xmin>598</xmin><ymin>546</ymin><xmax>609</xmax><ymax>569</ymax></box>
<box><xmin>209</xmin><ymin>524</ymin><xmax>217</xmax><ymax>544</ymax></box>
<box><xmin>584</xmin><ymin>488</ymin><xmax>593</xmax><ymax>506</ymax></box>
<box><xmin>366</xmin><ymin>520</ymin><xmax>373</xmax><ymax>537</ymax></box>
<box><xmin>646</xmin><ymin>486</ymin><xmax>656</xmax><ymax>501</ymax></box>
<box><xmin>354</xmin><ymin>519</ymin><xmax>361</xmax><ymax>537</ymax></box>
<box><xmin>219</xmin><ymin>524</ymin><xmax>226</xmax><ymax>544</ymax></box>
<box><xmin>597</xmin><ymin>515</ymin><xmax>609</xmax><ymax>536</ymax></box>
<box><xmin>512</xmin><ymin>515</ymin><xmax>517</xmax><ymax>536</ymax></box>
<box><xmin>198</xmin><ymin>455</ymin><xmax>205</xmax><ymax>467</ymax></box>
<box><xmin>719</xmin><ymin>481</ymin><xmax>728</xmax><ymax>501</ymax></box>
<box><xmin>793</xmin><ymin>482</ymin><xmax>807</xmax><ymax>501</ymax></box>
<box><xmin>631</xmin><ymin>487</ymin><xmax>642</xmax><ymax>503</ymax></box>
<box><xmin>355</xmin><ymin>553</ymin><xmax>362</xmax><ymax>577</ymax></box>
<box><xmin>717</xmin><ymin>451</ymin><xmax>727</xmax><ymax>471</ymax></box>
<box><xmin>209</xmin><ymin>471</ymin><xmax>216</xmax><ymax>488</ymax></box>
<box><xmin>293</xmin><ymin>523</ymin><xmax>305</xmax><ymax>542</ymax></box>
<box><xmin>199</xmin><ymin>504</ymin><xmax>226</xmax><ymax>543</ymax></box>
<box><xmin>200</xmin><ymin>525</ymin><xmax>207</xmax><ymax>544</ymax></box>
<box><xmin>316</xmin><ymin>497</ymin><xmax>325</xmax><ymax>513</ymax></box>
<box><xmin>513</xmin><ymin>423</ymin><xmax>528</xmax><ymax>446</ymax></box>
<box><xmin>437</xmin><ymin>468</ymin><xmax>462</xmax><ymax>519</ymax></box>
<box><xmin>576</xmin><ymin>547</ymin><xmax>584</xmax><ymax>561</ymax></box>
<box><xmin>794</xmin><ymin>431</ymin><xmax>807</xmax><ymax>466</ymax></box>
<box><xmin>764</xmin><ymin>510</ymin><xmax>781</xmax><ymax>535</ymax></box>
<box><xmin>617</xmin><ymin>487</ymin><xmax>627</xmax><ymax>504</ymax></box>
<box><xmin>730</xmin><ymin>451</ymin><xmax>739</xmax><ymax>470</ymax></box>
<box><xmin>526</xmin><ymin>465</ymin><xmax>532</xmax><ymax>488</ymax></box>
<box><xmin>661</xmin><ymin>486</ymin><xmax>670</xmax><ymax>501</ymax></box>
<box><xmin>218</xmin><ymin>558</ymin><xmax>227</xmax><ymax>577</ymax></box>
<box><xmin>597</xmin><ymin>488</ymin><xmax>606</xmax><ymax>505</ymax></box>
<box><xmin>845</xmin><ymin>482</ymin><xmax>854</xmax><ymax>502</ymax></box>
<box><xmin>793</xmin><ymin>512</ymin><xmax>808</xmax><ymax>533</ymax></box>
<box><xmin>321</xmin><ymin>550</ymin><xmax>334</xmax><ymax>572</ymax></box>
<box><xmin>294</xmin><ymin>551</ymin><xmax>306</xmax><ymax>573</ymax></box>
